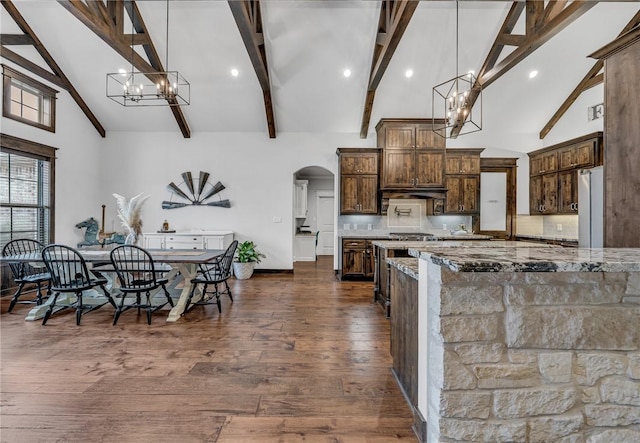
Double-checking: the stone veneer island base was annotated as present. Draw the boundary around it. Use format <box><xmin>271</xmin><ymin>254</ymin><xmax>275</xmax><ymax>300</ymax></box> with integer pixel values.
<box><xmin>409</xmin><ymin>246</ymin><xmax>640</xmax><ymax>443</ymax></box>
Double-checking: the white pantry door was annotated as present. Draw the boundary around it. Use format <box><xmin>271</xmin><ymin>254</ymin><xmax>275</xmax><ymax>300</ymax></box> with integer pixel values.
<box><xmin>316</xmin><ymin>192</ymin><xmax>334</xmax><ymax>255</ymax></box>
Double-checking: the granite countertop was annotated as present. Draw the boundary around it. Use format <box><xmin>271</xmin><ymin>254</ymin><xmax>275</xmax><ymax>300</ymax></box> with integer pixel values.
<box><xmin>409</xmin><ymin>246</ymin><xmax>640</xmax><ymax>273</ymax></box>
<box><xmin>338</xmin><ymin>231</ymin><xmax>492</xmax><ymax>240</ymax></box>
<box><xmin>372</xmin><ymin>240</ymin><xmax>557</xmax><ymax>249</ymax></box>
<box><xmin>516</xmin><ymin>234</ymin><xmax>579</xmax><ymax>242</ymax></box>
<box><xmin>386</xmin><ymin>257</ymin><xmax>419</xmax><ymax>280</ymax></box>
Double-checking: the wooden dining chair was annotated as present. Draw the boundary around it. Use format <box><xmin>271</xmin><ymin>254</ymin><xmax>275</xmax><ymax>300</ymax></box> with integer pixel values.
<box><xmin>183</xmin><ymin>240</ymin><xmax>238</xmax><ymax>316</ymax></box>
<box><xmin>109</xmin><ymin>245</ymin><xmax>174</xmax><ymax>325</ymax></box>
<box><xmin>2</xmin><ymin>239</ymin><xmax>51</xmax><ymax>313</ymax></box>
<box><xmin>41</xmin><ymin>244</ymin><xmax>116</xmax><ymax>325</ymax></box>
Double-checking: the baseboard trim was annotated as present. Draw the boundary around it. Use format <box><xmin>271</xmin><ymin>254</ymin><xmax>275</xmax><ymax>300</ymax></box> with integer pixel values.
<box><xmin>253</xmin><ymin>269</ymin><xmax>294</xmax><ymax>275</ymax></box>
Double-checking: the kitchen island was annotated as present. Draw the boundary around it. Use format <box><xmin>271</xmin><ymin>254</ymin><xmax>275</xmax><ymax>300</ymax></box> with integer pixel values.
<box><xmin>408</xmin><ymin>246</ymin><xmax>640</xmax><ymax>443</ymax></box>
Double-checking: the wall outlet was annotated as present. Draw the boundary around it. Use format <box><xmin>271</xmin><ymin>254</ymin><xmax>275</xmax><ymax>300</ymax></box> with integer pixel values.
<box><xmin>353</xmin><ymin>224</ymin><xmax>358</xmax><ymax>230</ymax></box>
<box><xmin>556</xmin><ymin>224</ymin><xmax>563</xmax><ymax>231</ymax></box>
<box><xmin>368</xmin><ymin>224</ymin><xmax>372</xmax><ymax>230</ymax></box>
<box><xmin>442</xmin><ymin>224</ymin><xmax>447</xmax><ymax>230</ymax></box>
<box><xmin>273</xmin><ymin>216</ymin><xmax>282</xmax><ymax>223</ymax></box>
<box><xmin>343</xmin><ymin>223</ymin><xmax>350</xmax><ymax>230</ymax></box>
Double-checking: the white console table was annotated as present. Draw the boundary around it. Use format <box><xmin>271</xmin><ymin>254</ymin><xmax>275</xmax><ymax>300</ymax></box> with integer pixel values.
<box><xmin>143</xmin><ymin>231</ymin><xmax>234</xmax><ymax>250</ymax></box>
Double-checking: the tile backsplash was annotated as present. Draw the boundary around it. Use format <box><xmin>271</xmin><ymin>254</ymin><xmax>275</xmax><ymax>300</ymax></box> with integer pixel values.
<box><xmin>338</xmin><ymin>199</ymin><xmax>471</xmax><ymax>234</ymax></box>
<box><xmin>516</xmin><ymin>214</ymin><xmax>578</xmax><ymax>239</ymax></box>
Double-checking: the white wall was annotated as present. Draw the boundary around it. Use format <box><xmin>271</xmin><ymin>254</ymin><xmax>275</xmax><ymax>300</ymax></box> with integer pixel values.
<box><xmin>98</xmin><ymin>131</ymin><xmax>369</xmax><ymax>270</ymax></box>
<box><xmin>1</xmin><ymin>66</ymin><xmax>105</xmax><ymax>247</ymax></box>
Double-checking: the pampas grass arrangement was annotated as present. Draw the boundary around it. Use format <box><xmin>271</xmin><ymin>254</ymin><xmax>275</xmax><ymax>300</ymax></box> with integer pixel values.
<box><xmin>113</xmin><ymin>192</ymin><xmax>150</xmax><ymax>245</ymax></box>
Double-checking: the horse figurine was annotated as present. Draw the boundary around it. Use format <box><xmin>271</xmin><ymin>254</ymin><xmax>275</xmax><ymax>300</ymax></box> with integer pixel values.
<box><xmin>75</xmin><ymin>217</ymin><xmax>126</xmax><ymax>248</ymax></box>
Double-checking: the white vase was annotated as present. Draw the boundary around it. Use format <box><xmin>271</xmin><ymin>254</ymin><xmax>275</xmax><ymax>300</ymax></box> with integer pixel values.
<box><xmin>233</xmin><ymin>262</ymin><xmax>256</xmax><ymax>280</ymax></box>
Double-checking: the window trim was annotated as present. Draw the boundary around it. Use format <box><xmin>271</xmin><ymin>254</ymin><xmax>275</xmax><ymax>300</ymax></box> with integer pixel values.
<box><xmin>2</xmin><ymin>64</ymin><xmax>58</xmax><ymax>133</ymax></box>
<box><xmin>0</xmin><ymin>133</ymin><xmax>57</xmax><ymax>243</ymax></box>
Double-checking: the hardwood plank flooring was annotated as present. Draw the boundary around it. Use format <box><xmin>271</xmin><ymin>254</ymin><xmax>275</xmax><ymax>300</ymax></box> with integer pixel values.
<box><xmin>0</xmin><ymin>256</ymin><xmax>416</xmax><ymax>442</ymax></box>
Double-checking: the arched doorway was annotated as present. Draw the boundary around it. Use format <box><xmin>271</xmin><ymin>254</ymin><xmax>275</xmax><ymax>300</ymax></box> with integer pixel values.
<box><xmin>293</xmin><ymin>166</ymin><xmax>335</xmax><ymax>262</ymax></box>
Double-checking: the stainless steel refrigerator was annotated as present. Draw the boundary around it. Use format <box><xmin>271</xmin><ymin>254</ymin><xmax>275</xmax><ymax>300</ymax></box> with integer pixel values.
<box><xmin>578</xmin><ymin>166</ymin><xmax>604</xmax><ymax>248</ymax></box>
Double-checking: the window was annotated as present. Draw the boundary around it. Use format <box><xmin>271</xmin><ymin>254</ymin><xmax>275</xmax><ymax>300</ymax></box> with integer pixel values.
<box><xmin>2</xmin><ymin>65</ymin><xmax>57</xmax><ymax>132</ymax></box>
<box><xmin>0</xmin><ymin>134</ymin><xmax>56</xmax><ymax>250</ymax></box>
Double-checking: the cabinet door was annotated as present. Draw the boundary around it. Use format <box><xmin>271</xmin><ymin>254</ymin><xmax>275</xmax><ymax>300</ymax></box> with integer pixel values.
<box><xmin>574</xmin><ymin>141</ymin><xmax>594</xmax><ymax>168</ymax></box>
<box><xmin>558</xmin><ymin>170</ymin><xmax>578</xmax><ymax>213</ymax></box>
<box><xmin>558</xmin><ymin>148</ymin><xmax>575</xmax><ymax>170</ymax></box>
<box><xmin>341</xmin><ymin>153</ymin><xmax>378</xmax><ymax>174</ymax></box>
<box><xmin>446</xmin><ymin>154</ymin><xmax>480</xmax><ymax>174</ymax></box>
<box><xmin>340</xmin><ymin>175</ymin><xmax>359</xmax><ymax>213</ymax></box>
<box><xmin>542</xmin><ymin>152</ymin><xmax>558</xmax><ymax>174</ymax></box>
<box><xmin>530</xmin><ymin>175</ymin><xmax>543</xmax><ymax>214</ymax></box>
<box><xmin>144</xmin><ymin>235</ymin><xmax>165</xmax><ymax>249</ymax></box>
<box><xmin>203</xmin><ymin>235</ymin><xmax>224</xmax><ymax>250</ymax></box>
<box><xmin>460</xmin><ymin>176</ymin><xmax>479</xmax><ymax>213</ymax></box>
<box><xmin>358</xmin><ymin>175</ymin><xmax>378</xmax><ymax>213</ymax></box>
<box><xmin>530</xmin><ymin>154</ymin><xmax>544</xmax><ymax>176</ymax></box>
<box><xmin>364</xmin><ymin>241</ymin><xmax>375</xmax><ymax>277</ymax></box>
<box><xmin>541</xmin><ymin>173</ymin><xmax>558</xmax><ymax>213</ymax></box>
<box><xmin>445</xmin><ymin>176</ymin><xmax>462</xmax><ymax>213</ymax></box>
<box><xmin>384</xmin><ymin>127</ymin><xmax>414</xmax><ymax>149</ymax></box>
<box><xmin>415</xmin><ymin>125</ymin><xmax>445</xmax><ymax>148</ymax></box>
<box><xmin>294</xmin><ymin>182</ymin><xmax>308</xmax><ymax>218</ymax></box>
<box><xmin>382</xmin><ymin>150</ymin><xmax>414</xmax><ymax>188</ymax></box>
<box><xmin>342</xmin><ymin>239</ymin><xmax>366</xmax><ymax>276</ymax></box>
<box><xmin>415</xmin><ymin>150</ymin><xmax>444</xmax><ymax>187</ymax></box>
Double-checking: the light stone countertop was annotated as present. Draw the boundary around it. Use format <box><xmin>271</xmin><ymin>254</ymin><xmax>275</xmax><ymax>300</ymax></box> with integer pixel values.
<box><xmin>372</xmin><ymin>240</ymin><xmax>557</xmax><ymax>249</ymax></box>
<box><xmin>338</xmin><ymin>231</ymin><xmax>492</xmax><ymax>240</ymax></box>
<box><xmin>386</xmin><ymin>257</ymin><xmax>419</xmax><ymax>280</ymax></box>
<box><xmin>409</xmin><ymin>246</ymin><xmax>640</xmax><ymax>273</ymax></box>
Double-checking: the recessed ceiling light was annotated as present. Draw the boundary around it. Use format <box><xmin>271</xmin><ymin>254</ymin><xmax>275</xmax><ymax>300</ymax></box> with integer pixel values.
<box><xmin>529</xmin><ymin>70</ymin><xmax>538</xmax><ymax>79</ymax></box>
<box><xmin>343</xmin><ymin>69</ymin><xmax>352</xmax><ymax>78</ymax></box>
<box><xmin>405</xmin><ymin>69</ymin><xmax>414</xmax><ymax>78</ymax></box>
<box><xmin>231</xmin><ymin>68</ymin><xmax>239</xmax><ymax>77</ymax></box>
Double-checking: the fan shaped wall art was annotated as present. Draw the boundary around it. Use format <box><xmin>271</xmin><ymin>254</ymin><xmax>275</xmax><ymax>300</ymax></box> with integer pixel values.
<box><xmin>162</xmin><ymin>171</ymin><xmax>231</xmax><ymax>210</ymax></box>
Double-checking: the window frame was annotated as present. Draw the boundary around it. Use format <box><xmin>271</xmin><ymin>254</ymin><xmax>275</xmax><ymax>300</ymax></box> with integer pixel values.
<box><xmin>0</xmin><ymin>133</ymin><xmax>56</xmax><ymax>246</ymax></box>
<box><xmin>2</xmin><ymin>64</ymin><xmax>57</xmax><ymax>133</ymax></box>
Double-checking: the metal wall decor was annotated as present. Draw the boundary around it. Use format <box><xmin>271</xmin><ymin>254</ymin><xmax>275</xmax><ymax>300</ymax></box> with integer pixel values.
<box><xmin>162</xmin><ymin>171</ymin><xmax>230</xmax><ymax>209</ymax></box>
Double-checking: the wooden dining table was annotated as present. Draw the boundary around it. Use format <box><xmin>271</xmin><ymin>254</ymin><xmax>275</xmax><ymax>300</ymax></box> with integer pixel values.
<box><xmin>1</xmin><ymin>248</ymin><xmax>224</xmax><ymax>322</ymax></box>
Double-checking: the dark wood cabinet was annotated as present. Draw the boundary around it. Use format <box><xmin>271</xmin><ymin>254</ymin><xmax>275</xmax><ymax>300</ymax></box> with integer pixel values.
<box><xmin>530</xmin><ymin>173</ymin><xmax>558</xmax><ymax>214</ymax></box>
<box><xmin>445</xmin><ymin>151</ymin><xmax>481</xmax><ymax>174</ymax></box>
<box><xmin>341</xmin><ymin>238</ymin><xmax>378</xmax><ymax>280</ymax></box>
<box><xmin>558</xmin><ymin>170</ymin><xmax>579</xmax><ymax>213</ymax></box>
<box><xmin>444</xmin><ymin>175</ymin><xmax>479</xmax><ymax>214</ymax></box>
<box><xmin>529</xmin><ymin>132</ymin><xmax>602</xmax><ymax>215</ymax></box>
<box><xmin>377</xmin><ymin>119</ymin><xmax>446</xmax><ymax>189</ymax></box>
<box><xmin>389</xmin><ymin>265</ymin><xmax>419</xmax><ymax>420</ymax></box>
<box><xmin>443</xmin><ymin>148</ymin><xmax>483</xmax><ymax>215</ymax></box>
<box><xmin>337</xmin><ymin>148</ymin><xmax>379</xmax><ymax>215</ymax></box>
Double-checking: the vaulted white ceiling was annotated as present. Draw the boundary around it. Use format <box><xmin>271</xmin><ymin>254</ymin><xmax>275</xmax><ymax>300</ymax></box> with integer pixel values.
<box><xmin>2</xmin><ymin>1</ymin><xmax>638</xmax><ymax>148</ymax></box>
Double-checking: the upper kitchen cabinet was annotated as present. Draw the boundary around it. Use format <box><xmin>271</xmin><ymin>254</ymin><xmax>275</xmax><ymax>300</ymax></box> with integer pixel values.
<box><xmin>337</xmin><ymin>148</ymin><xmax>379</xmax><ymax>215</ymax></box>
<box><xmin>445</xmin><ymin>149</ymin><xmax>483</xmax><ymax>174</ymax></box>
<box><xmin>528</xmin><ymin>132</ymin><xmax>602</xmax><ymax>215</ymax></box>
<box><xmin>294</xmin><ymin>180</ymin><xmax>308</xmax><ymax>218</ymax></box>
<box><xmin>376</xmin><ymin>119</ymin><xmax>446</xmax><ymax>189</ymax></box>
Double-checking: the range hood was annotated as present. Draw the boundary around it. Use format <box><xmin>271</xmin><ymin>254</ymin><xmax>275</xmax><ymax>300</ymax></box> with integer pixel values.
<box><xmin>380</xmin><ymin>189</ymin><xmax>448</xmax><ymax>215</ymax></box>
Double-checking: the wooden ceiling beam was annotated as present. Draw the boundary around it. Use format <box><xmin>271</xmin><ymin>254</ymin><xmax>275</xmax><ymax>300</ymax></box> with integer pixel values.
<box><xmin>539</xmin><ymin>9</ymin><xmax>640</xmax><ymax>139</ymax></box>
<box><xmin>228</xmin><ymin>0</ymin><xmax>276</xmax><ymax>138</ymax></box>
<box><xmin>359</xmin><ymin>0</ymin><xmax>419</xmax><ymax>138</ymax></box>
<box><xmin>58</xmin><ymin>0</ymin><xmax>191</xmax><ymax>138</ymax></box>
<box><xmin>1</xmin><ymin>0</ymin><xmax>106</xmax><ymax>137</ymax></box>
<box><xmin>0</xmin><ymin>46</ymin><xmax>66</xmax><ymax>89</ymax></box>
<box><xmin>0</xmin><ymin>34</ymin><xmax>35</xmax><ymax>45</ymax></box>
<box><xmin>450</xmin><ymin>1</ymin><xmax>596</xmax><ymax>138</ymax></box>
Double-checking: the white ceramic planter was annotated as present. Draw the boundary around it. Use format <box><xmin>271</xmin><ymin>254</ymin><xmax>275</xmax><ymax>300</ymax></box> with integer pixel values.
<box><xmin>233</xmin><ymin>262</ymin><xmax>256</xmax><ymax>280</ymax></box>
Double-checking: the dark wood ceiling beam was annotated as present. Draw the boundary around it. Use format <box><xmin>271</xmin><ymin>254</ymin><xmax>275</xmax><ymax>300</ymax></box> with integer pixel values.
<box><xmin>539</xmin><ymin>9</ymin><xmax>640</xmax><ymax>139</ymax></box>
<box><xmin>359</xmin><ymin>0</ymin><xmax>419</xmax><ymax>138</ymax></box>
<box><xmin>526</xmin><ymin>0</ymin><xmax>545</xmax><ymax>33</ymax></box>
<box><xmin>123</xmin><ymin>33</ymin><xmax>148</xmax><ymax>46</ymax></box>
<box><xmin>86</xmin><ymin>0</ymin><xmax>113</xmax><ymax>27</ymax></box>
<box><xmin>228</xmin><ymin>0</ymin><xmax>276</xmax><ymax>138</ymax></box>
<box><xmin>496</xmin><ymin>33</ymin><xmax>525</xmax><ymax>47</ymax></box>
<box><xmin>480</xmin><ymin>1</ymin><xmax>597</xmax><ymax>90</ymax></box>
<box><xmin>0</xmin><ymin>46</ymin><xmax>66</xmax><ymax>89</ymax></box>
<box><xmin>0</xmin><ymin>34</ymin><xmax>35</xmax><ymax>45</ymax></box>
<box><xmin>2</xmin><ymin>0</ymin><xmax>105</xmax><ymax>137</ymax></box>
<box><xmin>449</xmin><ymin>1</ymin><xmax>596</xmax><ymax>138</ymax></box>
<box><xmin>58</xmin><ymin>0</ymin><xmax>191</xmax><ymax>138</ymax></box>
<box><xmin>542</xmin><ymin>0</ymin><xmax>568</xmax><ymax>25</ymax></box>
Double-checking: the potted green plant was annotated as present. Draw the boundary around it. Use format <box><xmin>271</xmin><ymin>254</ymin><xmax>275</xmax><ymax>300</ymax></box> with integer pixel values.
<box><xmin>233</xmin><ymin>240</ymin><xmax>266</xmax><ymax>280</ymax></box>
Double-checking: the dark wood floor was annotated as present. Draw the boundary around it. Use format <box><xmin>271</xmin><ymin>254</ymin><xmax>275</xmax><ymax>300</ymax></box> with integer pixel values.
<box><xmin>1</xmin><ymin>256</ymin><xmax>416</xmax><ymax>442</ymax></box>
